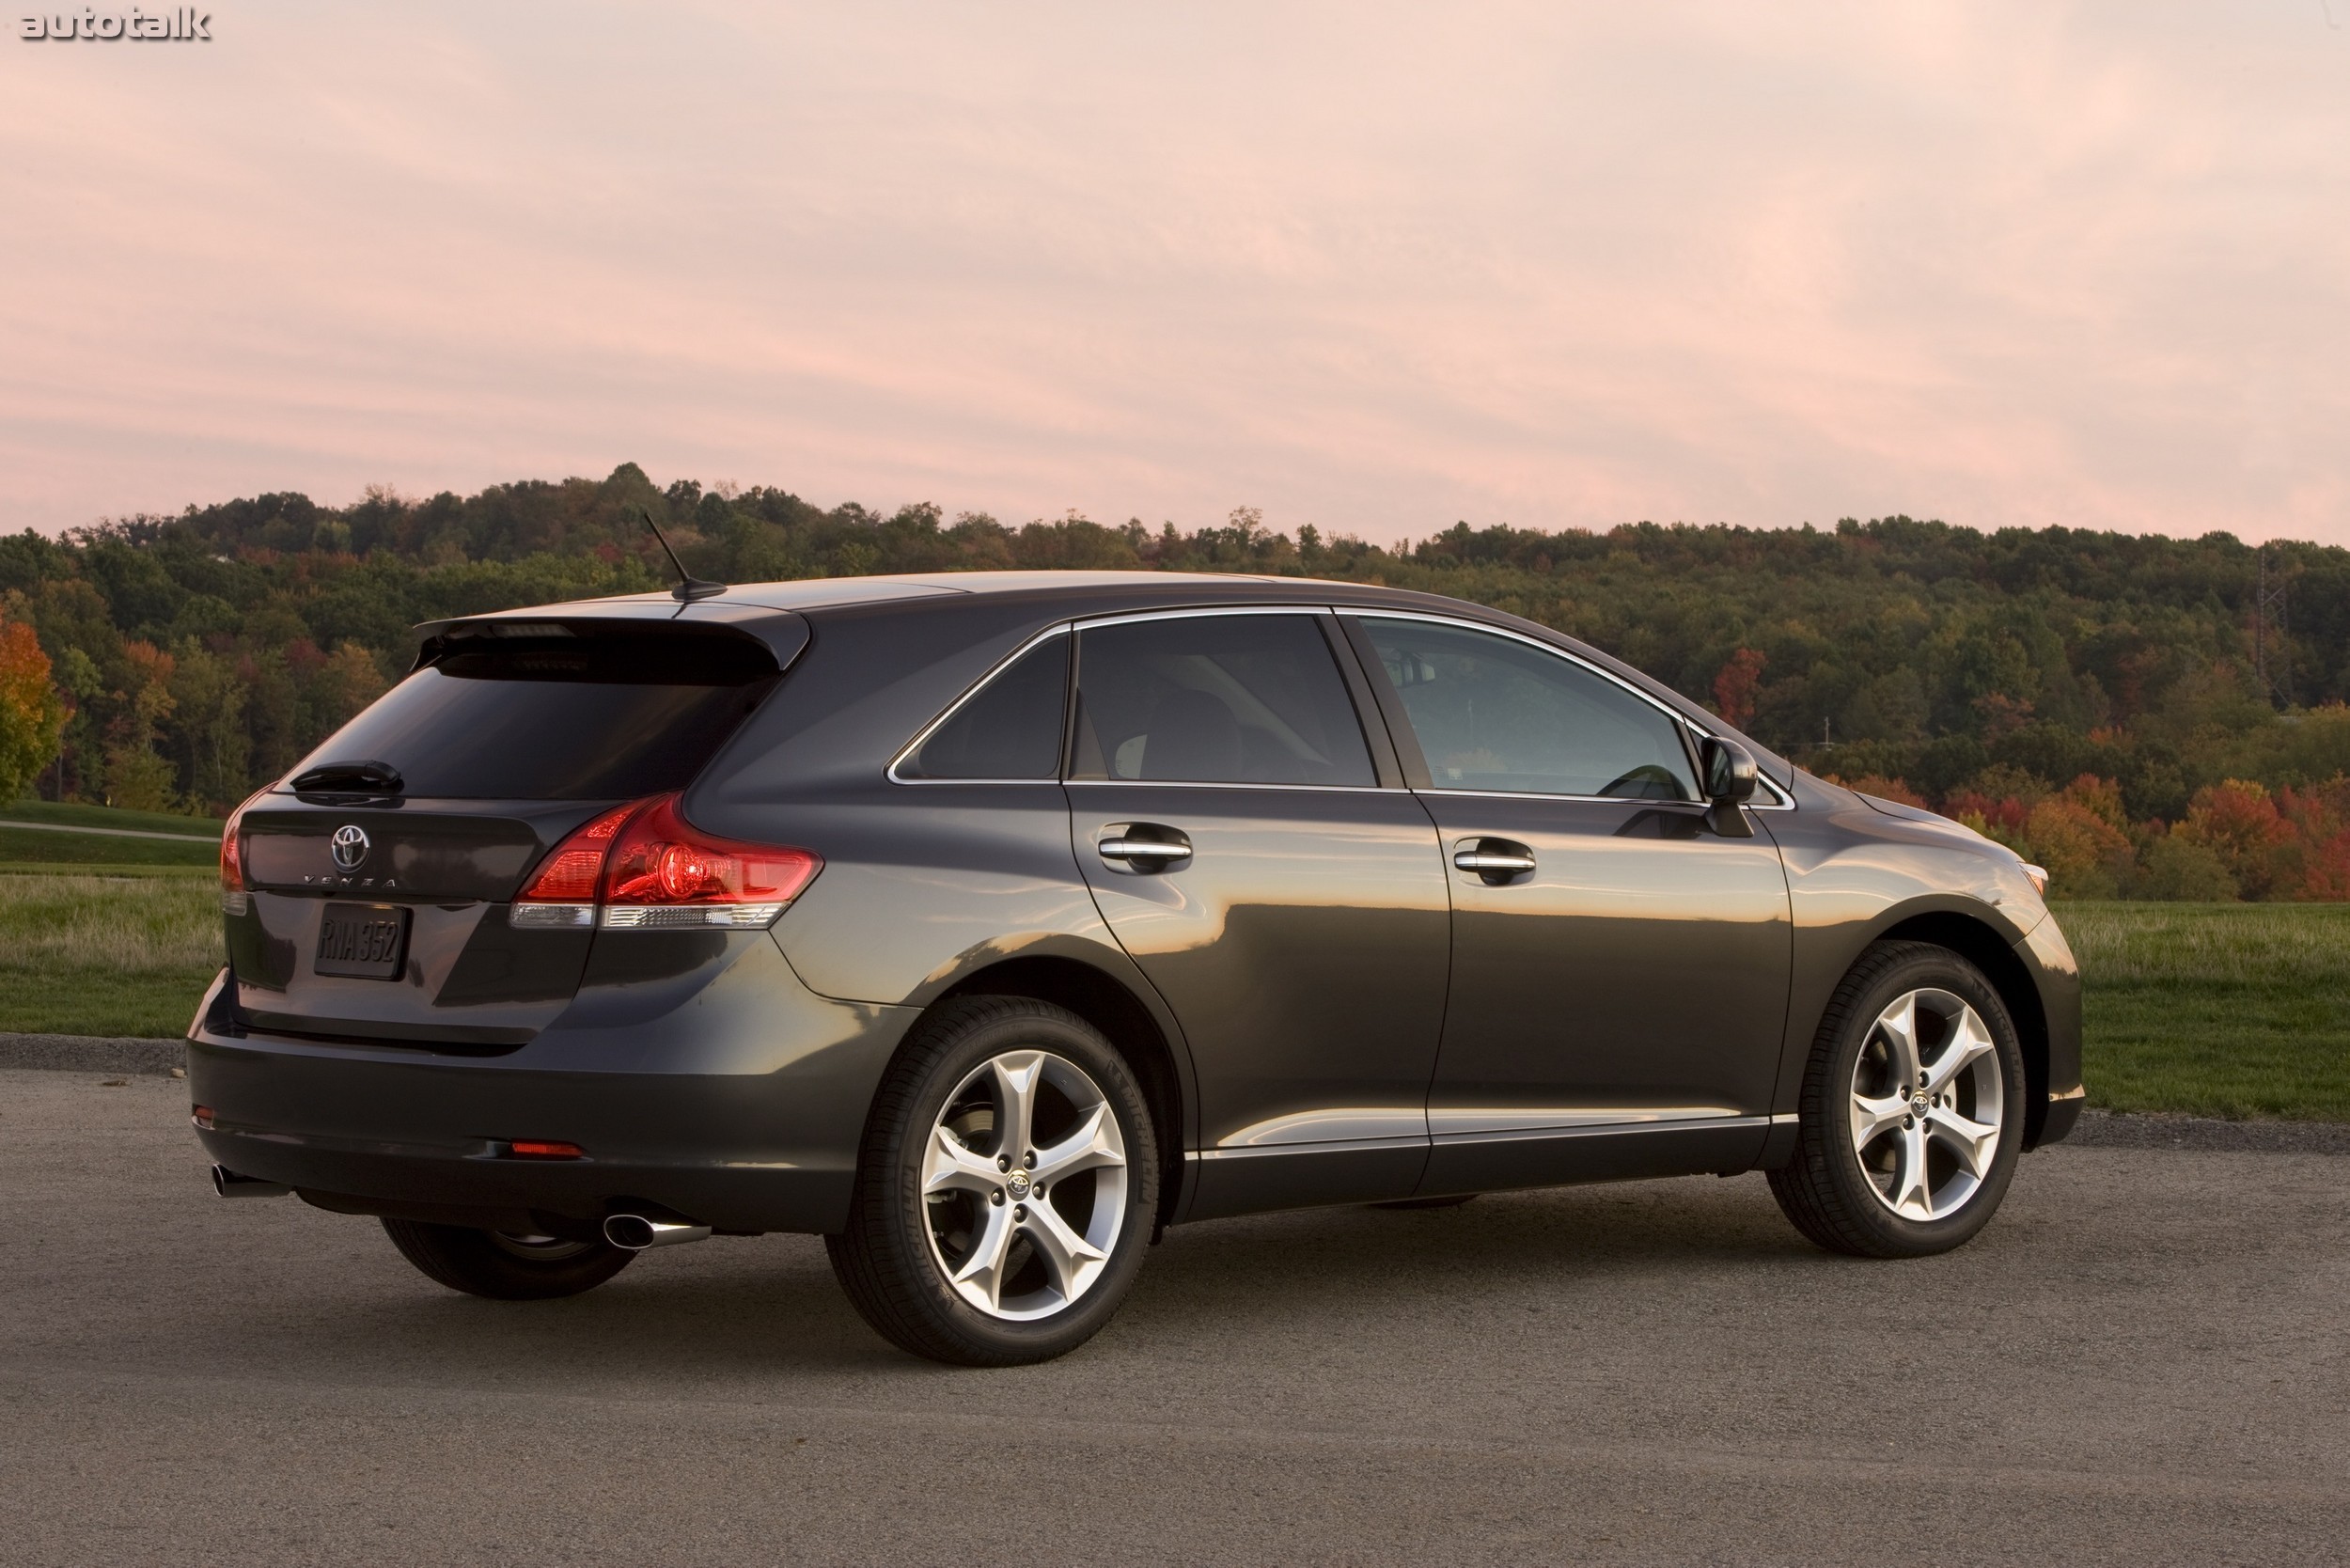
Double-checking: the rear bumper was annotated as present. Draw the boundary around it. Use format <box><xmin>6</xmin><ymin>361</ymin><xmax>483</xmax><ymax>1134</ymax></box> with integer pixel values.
<box><xmin>186</xmin><ymin>937</ymin><xmax>917</xmax><ymax>1235</ymax></box>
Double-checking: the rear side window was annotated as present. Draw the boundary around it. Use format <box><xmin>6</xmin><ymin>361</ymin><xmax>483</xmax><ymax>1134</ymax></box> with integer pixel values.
<box><xmin>898</xmin><ymin>634</ymin><xmax>1070</xmax><ymax>780</ymax></box>
<box><xmin>1072</xmin><ymin>614</ymin><xmax>1375</xmax><ymax>786</ymax></box>
<box><xmin>291</xmin><ymin>633</ymin><xmax>778</xmax><ymax>800</ymax></box>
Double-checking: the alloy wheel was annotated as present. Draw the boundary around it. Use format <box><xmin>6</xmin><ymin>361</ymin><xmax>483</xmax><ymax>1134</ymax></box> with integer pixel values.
<box><xmin>921</xmin><ymin>1049</ymin><xmax>1130</xmax><ymax>1320</ymax></box>
<box><xmin>1848</xmin><ymin>987</ymin><xmax>2005</xmax><ymax>1222</ymax></box>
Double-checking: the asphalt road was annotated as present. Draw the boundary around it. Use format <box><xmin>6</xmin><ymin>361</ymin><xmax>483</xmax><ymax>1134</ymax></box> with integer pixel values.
<box><xmin>4</xmin><ymin>1070</ymin><xmax>2344</xmax><ymax>1566</ymax></box>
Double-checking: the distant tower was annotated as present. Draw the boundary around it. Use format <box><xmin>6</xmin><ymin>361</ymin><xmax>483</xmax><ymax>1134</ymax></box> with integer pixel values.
<box><xmin>2254</xmin><ymin>548</ymin><xmax>2294</xmax><ymax>709</ymax></box>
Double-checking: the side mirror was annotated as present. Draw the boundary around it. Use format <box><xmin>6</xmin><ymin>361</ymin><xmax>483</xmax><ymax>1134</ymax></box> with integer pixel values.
<box><xmin>1699</xmin><ymin>736</ymin><xmax>1758</xmax><ymax>837</ymax></box>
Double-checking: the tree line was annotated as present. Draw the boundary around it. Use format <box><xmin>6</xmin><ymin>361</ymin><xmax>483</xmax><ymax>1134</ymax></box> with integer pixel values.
<box><xmin>2</xmin><ymin>461</ymin><xmax>2345</xmax><ymax>900</ymax></box>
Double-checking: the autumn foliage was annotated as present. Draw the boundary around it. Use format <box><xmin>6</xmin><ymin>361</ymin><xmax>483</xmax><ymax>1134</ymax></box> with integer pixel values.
<box><xmin>1830</xmin><ymin>769</ymin><xmax>2350</xmax><ymax>902</ymax></box>
<box><xmin>2</xmin><ymin>467</ymin><xmax>2348</xmax><ymax>887</ymax></box>
<box><xmin>0</xmin><ymin>616</ymin><xmax>67</xmax><ymax>801</ymax></box>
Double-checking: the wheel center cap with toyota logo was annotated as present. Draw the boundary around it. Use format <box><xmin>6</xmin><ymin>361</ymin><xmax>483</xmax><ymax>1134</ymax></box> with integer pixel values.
<box><xmin>331</xmin><ymin>824</ymin><xmax>371</xmax><ymax>871</ymax></box>
<box><xmin>1005</xmin><ymin>1169</ymin><xmax>1033</xmax><ymax>1200</ymax></box>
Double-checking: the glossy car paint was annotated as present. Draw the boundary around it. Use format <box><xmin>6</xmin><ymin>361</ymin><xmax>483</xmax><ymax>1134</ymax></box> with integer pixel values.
<box><xmin>1071</xmin><ymin>780</ymin><xmax>1451</xmax><ymax>1217</ymax></box>
<box><xmin>188</xmin><ymin>571</ymin><xmax>2080</xmax><ymax>1241</ymax></box>
<box><xmin>1411</xmin><ymin>792</ymin><xmax>1790</xmax><ymax>1195</ymax></box>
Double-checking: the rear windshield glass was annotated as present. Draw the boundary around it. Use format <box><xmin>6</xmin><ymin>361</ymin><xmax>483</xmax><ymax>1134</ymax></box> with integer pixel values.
<box><xmin>290</xmin><ymin>634</ymin><xmax>778</xmax><ymax>800</ymax></box>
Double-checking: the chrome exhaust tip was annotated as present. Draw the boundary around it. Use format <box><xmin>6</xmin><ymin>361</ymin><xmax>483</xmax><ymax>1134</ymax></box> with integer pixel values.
<box><xmin>211</xmin><ymin>1165</ymin><xmax>290</xmax><ymax>1199</ymax></box>
<box><xmin>603</xmin><ymin>1214</ymin><xmax>712</xmax><ymax>1251</ymax></box>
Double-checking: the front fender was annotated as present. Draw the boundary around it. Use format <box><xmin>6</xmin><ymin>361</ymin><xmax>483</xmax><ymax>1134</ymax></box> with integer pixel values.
<box><xmin>1767</xmin><ymin>776</ymin><xmax>2054</xmax><ymax>1116</ymax></box>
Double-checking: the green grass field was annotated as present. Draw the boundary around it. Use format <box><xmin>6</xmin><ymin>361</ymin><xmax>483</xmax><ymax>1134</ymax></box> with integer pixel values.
<box><xmin>2060</xmin><ymin>902</ymin><xmax>2350</xmax><ymax>1122</ymax></box>
<box><xmin>0</xmin><ymin>872</ymin><xmax>222</xmax><ymax>1038</ymax></box>
<box><xmin>0</xmin><ymin>803</ymin><xmax>2342</xmax><ymax>1121</ymax></box>
<box><xmin>0</xmin><ymin>804</ymin><xmax>229</xmax><ymax>1037</ymax></box>
<box><xmin>0</xmin><ymin>801</ymin><xmax>221</xmax><ymax>870</ymax></box>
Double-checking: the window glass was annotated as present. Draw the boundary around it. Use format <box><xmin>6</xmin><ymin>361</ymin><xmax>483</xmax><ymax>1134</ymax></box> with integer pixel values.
<box><xmin>1357</xmin><ymin>619</ymin><xmax>1699</xmax><ymax>800</ymax></box>
<box><xmin>1073</xmin><ymin>615</ymin><xmax>1375</xmax><ymax>787</ymax></box>
<box><xmin>900</xmin><ymin>635</ymin><xmax>1069</xmax><ymax>779</ymax></box>
<box><xmin>293</xmin><ymin>633</ymin><xmax>776</xmax><ymax>800</ymax></box>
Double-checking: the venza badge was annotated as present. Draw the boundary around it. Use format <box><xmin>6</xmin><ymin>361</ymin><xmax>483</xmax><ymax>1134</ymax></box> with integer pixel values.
<box><xmin>330</xmin><ymin>824</ymin><xmax>370</xmax><ymax>871</ymax></box>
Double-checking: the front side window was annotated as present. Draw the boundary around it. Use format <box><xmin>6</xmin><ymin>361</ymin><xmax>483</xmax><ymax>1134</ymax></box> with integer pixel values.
<box><xmin>1073</xmin><ymin>614</ymin><xmax>1376</xmax><ymax>787</ymax></box>
<box><xmin>1355</xmin><ymin>619</ymin><xmax>1699</xmax><ymax>801</ymax></box>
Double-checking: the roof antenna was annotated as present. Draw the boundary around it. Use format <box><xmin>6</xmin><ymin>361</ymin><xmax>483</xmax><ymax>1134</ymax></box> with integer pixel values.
<box><xmin>642</xmin><ymin>510</ymin><xmax>727</xmax><ymax>602</ymax></box>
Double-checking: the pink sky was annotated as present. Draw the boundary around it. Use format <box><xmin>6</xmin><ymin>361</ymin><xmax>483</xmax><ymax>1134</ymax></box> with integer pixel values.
<box><xmin>3</xmin><ymin>3</ymin><xmax>2346</xmax><ymax>544</ymax></box>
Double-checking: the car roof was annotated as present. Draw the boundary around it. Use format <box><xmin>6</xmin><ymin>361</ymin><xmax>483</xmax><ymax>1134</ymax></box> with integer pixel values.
<box><xmin>414</xmin><ymin>571</ymin><xmax>1794</xmax><ymax>788</ymax></box>
<box><xmin>427</xmin><ymin>571</ymin><xmax>1490</xmax><ymax>626</ymax></box>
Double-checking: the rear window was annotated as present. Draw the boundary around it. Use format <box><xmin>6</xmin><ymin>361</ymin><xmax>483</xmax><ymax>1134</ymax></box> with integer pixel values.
<box><xmin>897</xmin><ymin>634</ymin><xmax>1070</xmax><ymax>780</ymax></box>
<box><xmin>291</xmin><ymin>633</ymin><xmax>778</xmax><ymax>800</ymax></box>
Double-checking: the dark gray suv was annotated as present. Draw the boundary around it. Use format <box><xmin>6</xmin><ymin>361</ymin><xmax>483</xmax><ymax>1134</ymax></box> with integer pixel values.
<box><xmin>191</xmin><ymin>572</ymin><xmax>2082</xmax><ymax>1364</ymax></box>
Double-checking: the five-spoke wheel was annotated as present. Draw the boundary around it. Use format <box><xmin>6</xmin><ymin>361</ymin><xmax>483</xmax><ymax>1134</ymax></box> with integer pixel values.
<box><xmin>828</xmin><ymin>996</ymin><xmax>1158</xmax><ymax>1365</ymax></box>
<box><xmin>920</xmin><ymin>1048</ymin><xmax>1131</xmax><ymax>1320</ymax></box>
<box><xmin>1847</xmin><ymin>988</ymin><xmax>2005</xmax><ymax>1222</ymax></box>
<box><xmin>1769</xmin><ymin>941</ymin><xmax>2027</xmax><ymax>1258</ymax></box>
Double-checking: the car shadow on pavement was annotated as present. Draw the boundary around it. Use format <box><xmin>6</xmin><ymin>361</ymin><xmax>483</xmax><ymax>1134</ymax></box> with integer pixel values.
<box><xmin>149</xmin><ymin>1176</ymin><xmax>1841</xmax><ymax>1384</ymax></box>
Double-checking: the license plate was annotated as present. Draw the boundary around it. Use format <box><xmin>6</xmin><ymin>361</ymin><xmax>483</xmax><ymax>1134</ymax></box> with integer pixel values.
<box><xmin>315</xmin><ymin>902</ymin><xmax>411</xmax><ymax>980</ymax></box>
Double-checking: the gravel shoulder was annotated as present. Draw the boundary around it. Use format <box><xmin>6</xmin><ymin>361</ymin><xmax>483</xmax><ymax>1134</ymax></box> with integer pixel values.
<box><xmin>4</xmin><ymin>1070</ymin><xmax>2347</xmax><ymax>1564</ymax></box>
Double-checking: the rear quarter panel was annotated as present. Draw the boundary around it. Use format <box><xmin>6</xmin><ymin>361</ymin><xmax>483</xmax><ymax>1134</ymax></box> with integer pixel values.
<box><xmin>684</xmin><ymin>597</ymin><xmax>1200</xmax><ymax>1134</ymax></box>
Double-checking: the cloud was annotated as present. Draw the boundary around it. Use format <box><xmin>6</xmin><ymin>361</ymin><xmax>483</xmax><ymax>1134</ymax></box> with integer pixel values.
<box><xmin>2</xmin><ymin>1</ymin><xmax>2345</xmax><ymax>542</ymax></box>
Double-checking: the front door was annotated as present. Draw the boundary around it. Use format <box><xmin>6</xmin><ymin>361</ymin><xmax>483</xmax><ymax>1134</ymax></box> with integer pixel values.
<box><xmin>1346</xmin><ymin>615</ymin><xmax>1792</xmax><ymax>1195</ymax></box>
<box><xmin>1066</xmin><ymin>610</ymin><xmax>1451</xmax><ymax>1216</ymax></box>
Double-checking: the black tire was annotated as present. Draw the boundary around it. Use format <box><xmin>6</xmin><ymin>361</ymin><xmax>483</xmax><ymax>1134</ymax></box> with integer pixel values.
<box><xmin>381</xmin><ymin>1219</ymin><xmax>635</xmax><ymax>1300</ymax></box>
<box><xmin>1768</xmin><ymin>941</ymin><xmax>2028</xmax><ymax>1259</ymax></box>
<box><xmin>826</xmin><ymin>996</ymin><xmax>1160</xmax><ymax>1367</ymax></box>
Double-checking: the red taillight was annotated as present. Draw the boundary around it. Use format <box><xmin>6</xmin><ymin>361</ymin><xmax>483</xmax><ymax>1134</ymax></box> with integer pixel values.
<box><xmin>515</xmin><ymin>803</ymin><xmax>638</xmax><ymax>907</ymax></box>
<box><xmin>601</xmin><ymin>795</ymin><xmax>821</xmax><ymax>928</ymax></box>
<box><xmin>507</xmin><ymin>1139</ymin><xmax>584</xmax><ymax>1160</ymax></box>
<box><xmin>218</xmin><ymin>831</ymin><xmax>243</xmax><ymax>897</ymax></box>
<box><xmin>510</xmin><ymin>794</ymin><xmax>819</xmax><ymax>931</ymax></box>
<box><xmin>219</xmin><ymin>787</ymin><xmax>270</xmax><ymax>914</ymax></box>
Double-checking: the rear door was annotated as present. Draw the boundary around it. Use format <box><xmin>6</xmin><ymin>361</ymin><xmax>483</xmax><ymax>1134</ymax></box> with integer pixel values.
<box><xmin>1345</xmin><ymin>614</ymin><xmax>1792</xmax><ymax>1195</ymax></box>
<box><xmin>229</xmin><ymin>623</ymin><xmax>784</xmax><ymax>1044</ymax></box>
<box><xmin>1064</xmin><ymin>610</ymin><xmax>1450</xmax><ymax>1215</ymax></box>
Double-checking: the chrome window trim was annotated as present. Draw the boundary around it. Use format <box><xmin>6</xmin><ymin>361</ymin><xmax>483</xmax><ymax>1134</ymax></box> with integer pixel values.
<box><xmin>885</xmin><ymin>600</ymin><xmax>1792</xmax><ymax>809</ymax></box>
<box><xmin>890</xmin><ymin>603</ymin><xmax>1386</xmax><ymax>790</ymax></box>
<box><xmin>885</xmin><ymin>622</ymin><xmax>1073</xmax><ymax>786</ymax></box>
<box><xmin>1067</xmin><ymin>779</ymin><xmax>1399</xmax><ymax>795</ymax></box>
<box><xmin>1072</xmin><ymin>603</ymin><xmax>1339</xmax><ymax>631</ymax></box>
<box><xmin>1348</xmin><ymin>608</ymin><xmax>1794</xmax><ymax>811</ymax></box>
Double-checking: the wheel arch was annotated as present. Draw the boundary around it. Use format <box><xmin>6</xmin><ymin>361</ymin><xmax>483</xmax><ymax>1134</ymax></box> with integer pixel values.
<box><xmin>933</xmin><ymin>955</ymin><xmax>1191</xmax><ymax>1231</ymax></box>
<box><xmin>1876</xmin><ymin>911</ymin><xmax>2052</xmax><ymax>1147</ymax></box>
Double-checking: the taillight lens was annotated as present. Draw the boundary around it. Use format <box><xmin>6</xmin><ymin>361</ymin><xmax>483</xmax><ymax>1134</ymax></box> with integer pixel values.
<box><xmin>510</xmin><ymin>803</ymin><xmax>640</xmax><ymax>927</ymax></box>
<box><xmin>510</xmin><ymin>794</ymin><xmax>819</xmax><ymax>931</ymax></box>
<box><xmin>219</xmin><ymin>787</ymin><xmax>271</xmax><ymax>915</ymax></box>
<box><xmin>600</xmin><ymin>794</ymin><xmax>821</xmax><ymax>928</ymax></box>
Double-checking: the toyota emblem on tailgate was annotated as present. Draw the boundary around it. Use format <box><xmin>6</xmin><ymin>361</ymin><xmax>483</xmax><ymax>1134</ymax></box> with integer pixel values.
<box><xmin>331</xmin><ymin>824</ymin><xmax>370</xmax><ymax>871</ymax></box>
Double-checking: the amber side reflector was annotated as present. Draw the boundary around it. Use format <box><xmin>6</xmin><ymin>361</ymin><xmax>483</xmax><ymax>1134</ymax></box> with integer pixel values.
<box><xmin>507</xmin><ymin>1139</ymin><xmax>585</xmax><ymax>1160</ymax></box>
<box><xmin>192</xmin><ymin>1105</ymin><xmax>216</xmax><ymax>1130</ymax></box>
